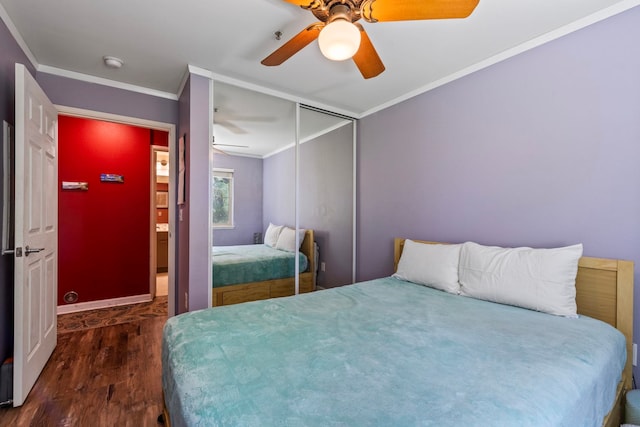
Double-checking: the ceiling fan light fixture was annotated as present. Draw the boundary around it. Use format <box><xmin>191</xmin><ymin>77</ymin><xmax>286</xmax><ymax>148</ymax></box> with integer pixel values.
<box><xmin>318</xmin><ymin>19</ymin><xmax>361</xmax><ymax>61</ymax></box>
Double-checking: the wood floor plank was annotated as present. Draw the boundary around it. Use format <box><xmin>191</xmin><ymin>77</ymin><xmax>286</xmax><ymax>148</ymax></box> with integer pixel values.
<box><xmin>0</xmin><ymin>316</ymin><xmax>166</xmax><ymax>426</ymax></box>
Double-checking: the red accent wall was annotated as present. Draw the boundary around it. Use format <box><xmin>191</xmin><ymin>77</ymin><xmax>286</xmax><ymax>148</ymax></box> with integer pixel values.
<box><xmin>151</xmin><ymin>129</ymin><xmax>168</xmax><ymax>147</ymax></box>
<box><xmin>58</xmin><ymin>116</ymin><xmax>151</xmax><ymax>305</ymax></box>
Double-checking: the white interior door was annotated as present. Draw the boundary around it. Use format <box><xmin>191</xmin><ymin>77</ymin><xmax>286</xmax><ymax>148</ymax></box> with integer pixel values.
<box><xmin>13</xmin><ymin>63</ymin><xmax>58</xmax><ymax>407</ymax></box>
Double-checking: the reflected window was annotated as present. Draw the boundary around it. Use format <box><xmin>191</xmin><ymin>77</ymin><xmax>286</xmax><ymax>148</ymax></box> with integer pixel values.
<box><xmin>213</xmin><ymin>168</ymin><xmax>234</xmax><ymax>228</ymax></box>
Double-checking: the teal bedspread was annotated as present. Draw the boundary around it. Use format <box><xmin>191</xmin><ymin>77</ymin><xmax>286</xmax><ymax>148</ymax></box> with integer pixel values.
<box><xmin>212</xmin><ymin>244</ymin><xmax>308</xmax><ymax>287</ymax></box>
<box><xmin>162</xmin><ymin>277</ymin><xmax>625</xmax><ymax>427</ymax></box>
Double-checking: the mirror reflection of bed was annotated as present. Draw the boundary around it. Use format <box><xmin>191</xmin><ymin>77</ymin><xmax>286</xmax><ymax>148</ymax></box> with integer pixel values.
<box><xmin>211</xmin><ymin>82</ymin><xmax>355</xmax><ymax>306</ymax></box>
<box><xmin>212</xmin><ymin>228</ymin><xmax>316</xmax><ymax>306</ymax></box>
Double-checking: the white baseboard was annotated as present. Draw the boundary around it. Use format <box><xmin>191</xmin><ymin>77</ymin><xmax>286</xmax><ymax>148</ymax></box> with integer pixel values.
<box><xmin>57</xmin><ymin>294</ymin><xmax>152</xmax><ymax>315</ymax></box>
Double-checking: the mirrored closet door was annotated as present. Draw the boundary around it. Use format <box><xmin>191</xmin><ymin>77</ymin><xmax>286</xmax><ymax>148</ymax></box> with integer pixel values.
<box><xmin>210</xmin><ymin>80</ymin><xmax>356</xmax><ymax>307</ymax></box>
<box><xmin>211</xmin><ymin>81</ymin><xmax>298</xmax><ymax>306</ymax></box>
<box><xmin>297</xmin><ymin>105</ymin><xmax>356</xmax><ymax>289</ymax></box>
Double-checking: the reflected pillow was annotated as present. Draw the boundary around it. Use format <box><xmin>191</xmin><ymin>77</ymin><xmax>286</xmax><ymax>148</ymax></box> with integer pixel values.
<box><xmin>458</xmin><ymin>241</ymin><xmax>583</xmax><ymax>317</ymax></box>
<box><xmin>393</xmin><ymin>239</ymin><xmax>462</xmax><ymax>294</ymax></box>
<box><xmin>264</xmin><ymin>223</ymin><xmax>283</xmax><ymax>248</ymax></box>
<box><xmin>275</xmin><ymin>227</ymin><xmax>306</xmax><ymax>252</ymax></box>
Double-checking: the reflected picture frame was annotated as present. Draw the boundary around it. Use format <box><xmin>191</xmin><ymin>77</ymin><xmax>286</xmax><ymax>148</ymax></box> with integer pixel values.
<box><xmin>156</xmin><ymin>191</ymin><xmax>168</xmax><ymax>208</ymax></box>
<box><xmin>177</xmin><ymin>134</ymin><xmax>186</xmax><ymax>205</ymax></box>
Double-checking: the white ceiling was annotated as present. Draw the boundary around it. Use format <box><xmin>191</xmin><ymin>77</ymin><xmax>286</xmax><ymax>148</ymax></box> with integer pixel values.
<box><xmin>1</xmin><ymin>0</ymin><xmax>638</xmax><ymax>118</ymax></box>
<box><xmin>4</xmin><ymin>0</ymin><xmax>636</xmax><ymax>158</ymax></box>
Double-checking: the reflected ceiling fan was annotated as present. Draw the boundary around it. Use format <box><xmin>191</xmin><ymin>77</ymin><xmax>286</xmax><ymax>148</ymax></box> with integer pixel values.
<box><xmin>214</xmin><ymin>107</ymin><xmax>277</xmax><ymax>135</ymax></box>
<box><xmin>262</xmin><ymin>0</ymin><xmax>480</xmax><ymax>79</ymax></box>
<box><xmin>212</xmin><ymin>136</ymin><xmax>249</xmax><ymax>155</ymax></box>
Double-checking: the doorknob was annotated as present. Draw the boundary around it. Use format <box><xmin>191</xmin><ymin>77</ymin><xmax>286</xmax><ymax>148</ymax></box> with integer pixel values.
<box><xmin>24</xmin><ymin>245</ymin><xmax>45</xmax><ymax>256</ymax></box>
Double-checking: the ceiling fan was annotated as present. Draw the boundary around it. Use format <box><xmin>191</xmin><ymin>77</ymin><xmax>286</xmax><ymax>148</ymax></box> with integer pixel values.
<box><xmin>212</xmin><ymin>136</ymin><xmax>249</xmax><ymax>155</ymax></box>
<box><xmin>262</xmin><ymin>0</ymin><xmax>480</xmax><ymax>79</ymax></box>
<box><xmin>214</xmin><ymin>107</ymin><xmax>277</xmax><ymax>135</ymax></box>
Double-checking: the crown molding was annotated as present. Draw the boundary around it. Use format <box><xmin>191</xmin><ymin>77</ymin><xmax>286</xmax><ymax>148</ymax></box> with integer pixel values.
<box><xmin>38</xmin><ymin>65</ymin><xmax>178</xmax><ymax>100</ymax></box>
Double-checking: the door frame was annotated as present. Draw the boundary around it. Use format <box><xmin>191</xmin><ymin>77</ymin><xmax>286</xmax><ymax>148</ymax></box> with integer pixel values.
<box><xmin>151</xmin><ymin>145</ymin><xmax>169</xmax><ymax>297</ymax></box>
<box><xmin>55</xmin><ymin>105</ymin><xmax>177</xmax><ymax>317</ymax></box>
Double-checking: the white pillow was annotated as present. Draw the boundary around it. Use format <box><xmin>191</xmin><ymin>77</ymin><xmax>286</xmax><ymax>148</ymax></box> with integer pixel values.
<box><xmin>392</xmin><ymin>240</ymin><xmax>462</xmax><ymax>294</ymax></box>
<box><xmin>275</xmin><ymin>227</ymin><xmax>306</xmax><ymax>252</ymax></box>
<box><xmin>264</xmin><ymin>223</ymin><xmax>283</xmax><ymax>248</ymax></box>
<box><xmin>458</xmin><ymin>242</ymin><xmax>583</xmax><ymax>317</ymax></box>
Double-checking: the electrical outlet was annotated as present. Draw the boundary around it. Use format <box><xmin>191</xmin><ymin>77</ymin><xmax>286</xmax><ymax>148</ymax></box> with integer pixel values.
<box><xmin>634</xmin><ymin>343</ymin><xmax>637</xmax><ymax>367</ymax></box>
<box><xmin>184</xmin><ymin>292</ymin><xmax>188</xmax><ymax>310</ymax></box>
<box><xmin>321</xmin><ymin>262</ymin><xmax>326</xmax><ymax>272</ymax></box>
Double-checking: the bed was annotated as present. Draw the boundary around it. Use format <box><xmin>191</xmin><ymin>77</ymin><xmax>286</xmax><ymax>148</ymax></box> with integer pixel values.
<box><xmin>211</xmin><ymin>229</ymin><xmax>316</xmax><ymax>307</ymax></box>
<box><xmin>162</xmin><ymin>238</ymin><xmax>633</xmax><ymax>427</ymax></box>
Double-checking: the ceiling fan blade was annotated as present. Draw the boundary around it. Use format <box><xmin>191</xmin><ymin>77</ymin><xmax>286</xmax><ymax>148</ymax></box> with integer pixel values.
<box><xmin>212</xmin><ymin>136</ymin><xmax>249</xmax><ymax>149</ymax></box>
<box><xmin>362</xmin><ymin>0</ymin><xmax>479</xmax><ymax>22</ymax></box>
<box><xmin>352</xmin><ymin>25</ymin><xmax>385</xmax><ymax>79</ymax></box>
<box><xmin>261</xmin><ymin>23</ymin><xmax>323</xmax><ymax>66</ymax></box>
<box><xmin>215</xmin><ymin>120</ymin><xmax>248</xmax><ymax>135</ymax></box>
<box><xmin>214</xmin><ymin>143</ymin><xmax>249</xmax><ymax>148</ymax></box>
<box><xmin>281</xmin><ymin>0</ymin><xmax>318</xmax><ymax>6</ymax></box>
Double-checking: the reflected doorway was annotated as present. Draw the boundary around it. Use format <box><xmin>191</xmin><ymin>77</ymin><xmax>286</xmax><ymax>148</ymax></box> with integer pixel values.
<box><xmin>152</xmin><ymin>146</ymin><xmax>169</xmax><ymax>298</ymax></box>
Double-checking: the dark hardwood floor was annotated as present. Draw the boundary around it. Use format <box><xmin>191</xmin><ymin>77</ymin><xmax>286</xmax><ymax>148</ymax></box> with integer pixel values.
<box><xmin>0</xmin><ymin>316</ymin><xmax>166</xmax><ymax>426</ymax></box>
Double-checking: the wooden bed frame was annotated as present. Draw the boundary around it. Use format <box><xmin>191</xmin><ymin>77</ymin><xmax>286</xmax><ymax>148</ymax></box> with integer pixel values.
<box><xmin>394</xmin><ymin>238</ymin><xmax>634</xmax><ymax>427</ymax></box>
<box><xmin>211</xmin><ymin>230</ymin><xmax>316</xmax><ymax>307</ymax></box>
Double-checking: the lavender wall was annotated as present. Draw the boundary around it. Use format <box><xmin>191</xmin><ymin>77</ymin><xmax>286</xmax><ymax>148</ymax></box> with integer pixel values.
<box><xmin>177</xmin><ymin>73</ymin><xmax>212</xmax><ymax>313</ymax></box>
<box><xmin>263</xmin><ymin>148</ymin><xmax>295</xmax><ymax>228</ymax></box>
<box><xmin>358</xmin><ymin>7</ymin><xmax>640</xmax><ymax>375</ymax></box>
<box><xmin>185</xmin><ymin>74</ymin><xmax>211</xmax><ymax>312</ymax></box>
<box><xmin>213</xmin><ymin>155</ymin><xmax>263</xmax><ymax>246</ymax></box>
<box><xmin>36</xmin><ymin>73</ymin><xmax>177</xmax><ymax>125</ymax></box>
<box><xmin>176</xmin><ymin>76</ymin><xmax>190</xmax><ymax>314</ymax></box>
<box><xmin>0</xmin><ymin>18</ymin><xmax>36</xmax><ymax>372</ymax></box>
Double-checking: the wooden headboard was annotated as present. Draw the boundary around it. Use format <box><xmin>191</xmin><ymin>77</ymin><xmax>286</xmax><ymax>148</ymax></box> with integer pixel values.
<box><xmin>301</xmin><ymin>230</ymin><xmax>315</xmax><ymax>273</ymax></box>
<box><xmin>393</xmin><ymin>238</ymin><xmax>634</xmax><ymax>390</ymax></box>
